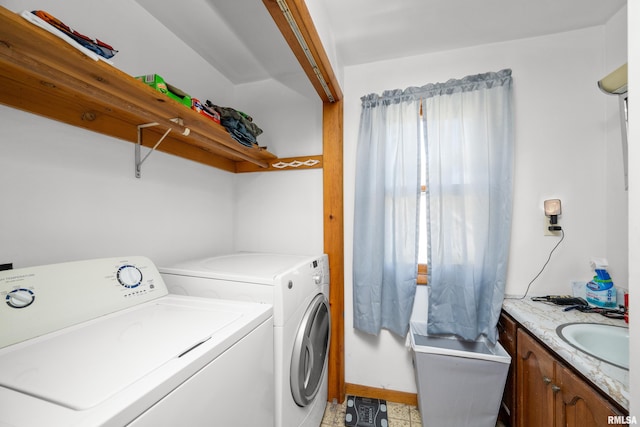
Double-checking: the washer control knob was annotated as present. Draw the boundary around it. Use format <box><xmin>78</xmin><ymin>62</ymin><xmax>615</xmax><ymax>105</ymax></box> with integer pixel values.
<box><xmin>312</xmin><ymin>274</ymin><xmax>322</xmax><ymax>285</ymax></box>
<box><xmin>117</xmin><ymin>265</ymin><xmax>143</xmax><ymax>288</ymax></box>
<box><xmin>6</xmin><ymin>288</ymin><xmax>35</xmax><ymax>308</ymax></box>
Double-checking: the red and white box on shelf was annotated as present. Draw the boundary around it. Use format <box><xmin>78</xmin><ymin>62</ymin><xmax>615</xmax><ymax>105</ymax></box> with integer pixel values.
<box><xmin>192</xmin><ymin>98</ymin><xmax>221</xmax><ymax>124</ymax></box>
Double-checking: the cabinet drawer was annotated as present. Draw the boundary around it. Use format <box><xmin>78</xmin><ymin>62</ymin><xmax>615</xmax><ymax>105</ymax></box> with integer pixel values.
<box><xmin>498</xmin><ymin>312</ymin><xmax>517</xmax><ymax>355</ymax></box>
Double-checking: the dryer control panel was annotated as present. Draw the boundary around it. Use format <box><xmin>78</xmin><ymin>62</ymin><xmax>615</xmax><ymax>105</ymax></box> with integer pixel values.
<box><xmin>0</xmin><ymin>256</ymin><xmax>168</xmax><ymax>349</ymax></box>
<box><xmin>315</xmin><ymin>254</ymin><xmax>330</xmax><ymax>286</ymax></box>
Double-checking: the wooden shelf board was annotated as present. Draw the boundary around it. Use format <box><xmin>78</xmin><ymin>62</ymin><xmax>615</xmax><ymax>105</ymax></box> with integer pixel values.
<box><xmin>0</xmin><ymin>6</ymin><xmax>277</xmax><ymax>172</ymax></box>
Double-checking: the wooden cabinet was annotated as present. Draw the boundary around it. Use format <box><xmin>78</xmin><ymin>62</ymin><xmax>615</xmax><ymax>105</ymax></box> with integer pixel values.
<box><xmin>517</xmin><ymin>329</ymin><xmax>561</xmax><ymax>427</ymax></box>
<box><xmin>498</xmin><ymin>312</ymin><xmax>517</xmax><ymax>426</ymax></box>
<box><xmin>498</xmin><ymin>310</ymin><xmax>627</xmax><ymax>427</ymax></box>
<box><xmin>556</xmin><ymin>362</ymin><xmax>625</xmax><ymax>427</ymax></box>
<box><xmin>516</xmin><ymin>328</ymin><xmax>625</xmax><ymax>427</ymax></box>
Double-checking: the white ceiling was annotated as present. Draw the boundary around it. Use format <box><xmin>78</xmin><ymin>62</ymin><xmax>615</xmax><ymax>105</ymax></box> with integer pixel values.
<box><xmin>136</xmin><ymin>0</ymin><xmax>626</xmax><ymax>95</ymax></box>
<box><xmin>323</xmin><ymin>0</ymin><xmax>626</xmax><ymax>66</ymax></box>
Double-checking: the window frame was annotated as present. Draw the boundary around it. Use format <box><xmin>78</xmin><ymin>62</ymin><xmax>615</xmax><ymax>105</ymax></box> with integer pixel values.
<box><xmin>418</xmin><ymin>183</ymin><xmax>427</xmax><ymax>285</ymax></box>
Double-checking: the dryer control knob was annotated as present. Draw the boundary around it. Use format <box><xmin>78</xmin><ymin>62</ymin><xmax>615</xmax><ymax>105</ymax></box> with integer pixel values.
<box><xmin>312</xmin><ymin>274</ymin><xmax>322</xmax><ymax>285</ymax></box>
<box><xmin>117</xmin><ymin>265</ymin><xmax>143</xmax><ymax>288</ymax></box>
<box><xmin>6</xmin><ymin>288</ymin><xmax>35</xmax><ymax>308</ymax></box>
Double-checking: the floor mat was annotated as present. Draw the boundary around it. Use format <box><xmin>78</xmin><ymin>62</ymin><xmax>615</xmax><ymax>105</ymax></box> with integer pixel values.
<box><xmin>344</xmin><ymin>395</ymin><xmax>388</xmax><ymax>427</ymax></box>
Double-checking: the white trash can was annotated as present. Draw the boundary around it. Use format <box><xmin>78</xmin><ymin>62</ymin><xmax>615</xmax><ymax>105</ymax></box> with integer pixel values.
<box><xmin>410</xmin><ymin>322</ymin><xmax>510</xmax><ymax>427</ymax></box>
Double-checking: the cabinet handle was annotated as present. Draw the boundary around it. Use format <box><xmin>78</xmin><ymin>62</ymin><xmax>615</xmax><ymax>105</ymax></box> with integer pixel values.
<box><xmin>551</xmin><ymin>385</ymin><xmax>561</xmax><ymax>393</ymax></box>
<box><xmin>543</xmin><ymin>376</ymin><xmax>552</xmax><ymax>385</ymax></box>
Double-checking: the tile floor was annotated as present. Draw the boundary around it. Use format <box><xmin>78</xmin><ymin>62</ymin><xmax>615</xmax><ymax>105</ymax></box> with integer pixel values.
<box><xmin>320</xmin><ymin>399</ymin><xmax>508</xmax><ymax>427</ymax></box>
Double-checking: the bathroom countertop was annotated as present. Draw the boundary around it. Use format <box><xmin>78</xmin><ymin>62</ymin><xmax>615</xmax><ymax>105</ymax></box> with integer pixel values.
<box><xmin>502</xmin><ymin>297</ymin><xmax>629</xmax><ymax>410</ymax></box>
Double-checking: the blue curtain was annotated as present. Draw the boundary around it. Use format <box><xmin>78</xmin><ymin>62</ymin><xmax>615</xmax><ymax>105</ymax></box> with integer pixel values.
<box><xmin>353</xmin><ymin>70</ymin><xmax>513</xmax><ymax>341</ymax></box>
<box><xmin>423</xmin><ymin>69</ymin><xmax>514</xmax><ymax>343</ymax></box>
<box><xmin>353</xmin><ymin>91</ymin><xmax>421</xmax><ymax>337</ymax></box>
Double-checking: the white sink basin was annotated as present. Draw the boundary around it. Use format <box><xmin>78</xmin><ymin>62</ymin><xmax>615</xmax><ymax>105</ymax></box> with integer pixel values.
<box><xmin>556</xmin><ymin>323</ymin><xmax>629</xmax><ymax>370</ymax></box>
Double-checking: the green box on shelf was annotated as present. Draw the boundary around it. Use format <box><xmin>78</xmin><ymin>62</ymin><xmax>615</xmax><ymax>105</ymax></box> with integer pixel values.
<box><xmin>136</xmin><ymin>74</ymin><xmax>192</xmax><ymax>108</ymax></box>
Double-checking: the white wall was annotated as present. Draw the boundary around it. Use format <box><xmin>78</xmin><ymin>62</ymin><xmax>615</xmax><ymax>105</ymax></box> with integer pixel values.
<box><xmin>233</xmin><ymin>79</ymin><xmax>324</xmax><ymax>256</ymax></box>
<box><xmin>343</xmin><ymin>24</ymin><xmax>626</xmax><ymax>392</ymax></box>
<box><xmin>1</xmin><ymin>106</ymin><xmax>236</xmax><ymax>268</ymax></box>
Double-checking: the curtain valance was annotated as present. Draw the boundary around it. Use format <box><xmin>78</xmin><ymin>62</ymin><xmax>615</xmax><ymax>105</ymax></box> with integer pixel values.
<box><xmin>360</xmin><ymin>69</ymin><xmax>512</xmax><ymax>108</ymax></box>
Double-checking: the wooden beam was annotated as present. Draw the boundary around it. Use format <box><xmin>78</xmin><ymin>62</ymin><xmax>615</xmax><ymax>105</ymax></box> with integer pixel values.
<box><xmin>262</xmin><ymin>0</ymin><xmax>346</xmax><ymax>403</ymax></box>
<box><xmin>323</xmin><ymin>100</ymin><xmax>345</xmax><ymax>403</ymax></box>
<box><xmin>262</xmin><ymin>0</ymin><xmax>343</xmax><ymax>103</ymax></box>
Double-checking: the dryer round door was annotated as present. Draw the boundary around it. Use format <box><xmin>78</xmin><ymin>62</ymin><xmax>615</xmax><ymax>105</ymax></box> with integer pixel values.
<box><xmin>290</xmin><ymin>293</ymin><xmax>330</xmax><ymax>407</ymax></box>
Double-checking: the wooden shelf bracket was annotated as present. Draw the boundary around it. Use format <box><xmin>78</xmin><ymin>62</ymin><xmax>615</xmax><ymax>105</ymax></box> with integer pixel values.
<box><xmin>271</xmin><ymin>158</ymin><xmax>320</xmax><ymax>169</ymax></box>
<box><xmin>136</xmin><ymin>119</ymin><xmax>190</xmax><ymax>178</ymax></box>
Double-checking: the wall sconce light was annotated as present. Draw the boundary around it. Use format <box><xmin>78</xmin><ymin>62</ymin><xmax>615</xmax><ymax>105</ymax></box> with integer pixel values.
<box><xmin>544</xmin><ymin>199</ymin><xmax>562</xmax><ymax>231</ymax></box>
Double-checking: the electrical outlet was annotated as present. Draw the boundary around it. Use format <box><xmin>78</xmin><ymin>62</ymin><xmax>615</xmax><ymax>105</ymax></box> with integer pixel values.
<box><xmin>544</xmin><ymin>217</ymin><xmax>561</xmax><ymax>236</ymax></box>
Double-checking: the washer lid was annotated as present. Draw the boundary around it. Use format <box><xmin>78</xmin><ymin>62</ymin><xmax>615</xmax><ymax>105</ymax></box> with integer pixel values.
<box><xmin>161</xmin><ymin>252</ymin><xmax>316</xmax><ymax>284</ymax></box>
<box><xmin>0</xmin><ymin>298</ymin><xmax>241</xmax><ymax>410</ymax></box>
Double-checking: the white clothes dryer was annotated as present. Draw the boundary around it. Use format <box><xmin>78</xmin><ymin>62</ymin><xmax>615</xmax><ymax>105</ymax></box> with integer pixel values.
<box><xmin>161</xmin><ymin>253</ymin><xmax>330</xmax><ymax>427</ymax></box>
<box><xmin>0</xmin><ymin>257</ymin><xmax>274</xmax><ymax>427</ymax></box>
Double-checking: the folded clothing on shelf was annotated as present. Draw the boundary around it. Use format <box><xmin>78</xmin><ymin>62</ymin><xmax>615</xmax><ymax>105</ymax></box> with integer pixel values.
<box><xmin>31</xmin><ymin>10</ymin><xmax>118</xmax><ymax>59</ymax></box>
<box><xmin>205</xmin><ymin>101</ymin><xmax>263</xmax><ymax>148</ymax></box>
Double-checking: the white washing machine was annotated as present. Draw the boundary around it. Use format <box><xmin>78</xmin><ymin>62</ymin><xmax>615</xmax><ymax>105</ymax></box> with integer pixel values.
<box><xmin>160</xmin><ymin>252</ymin><xmax>330</xmax><ymax>427</ymax></box>
<box><xmin>0</xmin><ymin>257</ymin><xmax>274</xmax><ymax>427</ymax></box>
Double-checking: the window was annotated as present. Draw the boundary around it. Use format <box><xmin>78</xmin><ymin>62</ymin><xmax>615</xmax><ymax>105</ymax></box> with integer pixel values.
<box><xmin>418</xmin><ymin>120</ymin><xmax>428</xmax><ymax>284</ymax></box>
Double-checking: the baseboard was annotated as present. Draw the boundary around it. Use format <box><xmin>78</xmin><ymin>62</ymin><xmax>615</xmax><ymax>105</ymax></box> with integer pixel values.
<box><xmin>344</xmin><ymin>383</ymin><xmax>418</xmax><ymax>406</ymax></box>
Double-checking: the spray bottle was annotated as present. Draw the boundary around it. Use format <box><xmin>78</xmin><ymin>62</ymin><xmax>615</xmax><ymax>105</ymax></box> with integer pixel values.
<box><xmin>585</xmin><ymin>257</ymin><xmax>617</xmax><ymax>308</ymax></box>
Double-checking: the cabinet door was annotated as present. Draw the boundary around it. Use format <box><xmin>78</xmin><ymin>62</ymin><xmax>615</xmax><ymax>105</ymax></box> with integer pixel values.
<box><xmin>498</xmin><ymin>312</ymin><xmax>517</xmax><ymax>426</ymax></box>
<box><xmin>517</xmin><ymin>329</ymin><xmax>556</xmax><ymax>427</ymax></box>
<box><xmin>555</xmin><ymin>363</ymin><xmax>625</xmax><ymax>427</ymax></box>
